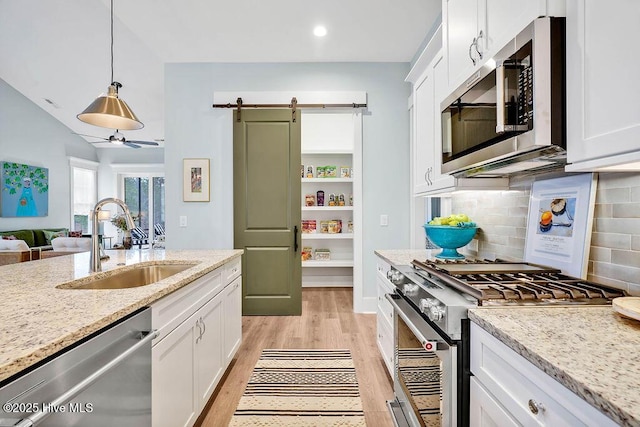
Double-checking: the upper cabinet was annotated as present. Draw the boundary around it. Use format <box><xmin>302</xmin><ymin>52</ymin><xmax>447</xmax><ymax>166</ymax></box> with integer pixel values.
<box><xmin>407</xmin><ymin>28</ymin><xmax>507</xmax><ymax>196</ymax></box>
<box><xmin>565</xmin><ymin>0</ymin><xmax>640</xmax><ymax>172</ymax></box>
<box><xmin>443</xmin><ymin>0</ymin><xmax>565</xmax><ymax>91</ymax></box>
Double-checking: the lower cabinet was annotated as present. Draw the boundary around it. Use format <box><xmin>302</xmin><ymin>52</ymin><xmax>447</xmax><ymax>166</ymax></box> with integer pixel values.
<box><xmin>470</xmin><ymin>323</ymin><xmax>616</xmax><ymax>427</ymax></box>
<box><xmin>375</xmin><ymin>257</ymin><xmax>394</xmax><ymax>376</ymax></box>
<box><xmin>152</xmin><ymin>260</ymin><xmax>242</xmax><ymax>427</ymax></box>
<box><xmin>223</xmin><ymin>276</ymin><xmax>242</xmax><ymax>364</ymax></box>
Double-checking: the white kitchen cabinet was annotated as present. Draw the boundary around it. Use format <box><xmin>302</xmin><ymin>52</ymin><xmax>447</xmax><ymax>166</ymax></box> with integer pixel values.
<box><xmin>152</xmin><ymin>259</ymin><xmax>242</xmax><ymax>427</ymax></box>
<box><xmin>223</xmin><ymin>276</ymin><xmax>242</xmax><ymax>364</ymax></box>
<box><xmin>470</xmin><ymin>323</ymin><xmax>617</xmax><ymax>427</ymax></box>
<box><xmin>408</xmin><ymin>41</ymin><xmax>506</xmax><ymax>196</ymax></box>
<box><xmin>375</xmin><ymin>256</ymin><xmax>394</xmax><ymax>376</ymax></box>
<box><xmin>470</xmin><ymin>377</ymin><xmax>519</xmax><ymax>427</ymax></box>
<box><xmin>195</xmin><ymin>291</ymin><xmax>224</xmax><ymax>408</ymax></box>
<box><xmin>443</xmin><ymin>0</ymin><xmax>564</xmax><ymax>91</ymax></box>
<box><xmin>152</xmin><ymin>310</ymin><xmax>199</xmax><ymax>427</ymax></box>
<box><xmin>564</xmin><ymin>0</ymin><xmax>640</xmax><ymax>172</ymax></box>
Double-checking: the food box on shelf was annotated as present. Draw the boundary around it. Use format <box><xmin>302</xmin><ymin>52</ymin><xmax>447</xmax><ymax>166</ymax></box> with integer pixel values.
<box><xmin>327</xmin><ymin>220</ymin><xmax>342</xmax><ymax>234</ymax></box>
<box><xmin>302</xmin><ymin>247</ymin><xmax>313</xmax><ymax>261</ymax></box>
<box><xmin>305</xmin><ymin>194</ymin><xmax>316</xmax><ymax>206</ymax></box>
<box><xmin>302</xmin><ymin>220</ymin><xmax>317</xmax><ymax>233</ymax></box>
<box><xmin>314</xmin><ymin>248</ymin><xmax>331</xmax><ymax>261</ymax></box>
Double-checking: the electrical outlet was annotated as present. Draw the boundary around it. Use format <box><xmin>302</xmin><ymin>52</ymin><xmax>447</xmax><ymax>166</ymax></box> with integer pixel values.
<box><xmin>179</xmin><ymin>216</ymin><xmax>187</xmax><ymax>227</ymax></box>
<box><xmin>380</xmin><ymin>214</ymin><xmax>388</xmax><ymax>226</ymax></box>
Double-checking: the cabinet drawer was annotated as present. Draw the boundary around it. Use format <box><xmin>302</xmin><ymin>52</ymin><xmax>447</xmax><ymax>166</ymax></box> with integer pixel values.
<box><xmin>377</xmin><ymin>276</ymin><xmax>394</xmax><ymax>328</ymax></box>
<box><xmin>377</xmin><ymin>315</ymin><xmax>394</xmax><ymax>376</ymax></box>
<box><xmin>152</xmin><ymin>268</ymin><xmax>223</xmax><ymax>343</ymax></box>
<box><xmin>376</xmin><ymin>257</ymin><xmax>391</xmax><ymax>278</ymax></box>
<box><xmin>471</xmin><ymin>323</ymin><xmax>616</xmax><ymax>426</ymax></box>
<box><xmin>224</xmin><ymin>256</ymin><xmax>241</xmax><ymax>283</ymax></box>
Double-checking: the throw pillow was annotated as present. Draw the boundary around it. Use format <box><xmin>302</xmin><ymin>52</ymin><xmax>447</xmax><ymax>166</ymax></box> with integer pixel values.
<box><xmin>68</xmin><ymin>231</ymin><xmax>83</xmax><ymax>238</ymax></box>
<box><xmin>43</xmin><ymin>229</ymin><xmax>68</xmax><ymax>245</ymax></box>
<box><xmin>1</xmin><ymin>235</ymin><xmax>17</xmax><ymax>240</ymax></box>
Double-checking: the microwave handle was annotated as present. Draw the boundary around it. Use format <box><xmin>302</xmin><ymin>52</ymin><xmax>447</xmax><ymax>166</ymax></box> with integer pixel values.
<box><xmin>495</xmin><ymin>61</ymin><xmax>506</xmax><ymax>134</ymax></box>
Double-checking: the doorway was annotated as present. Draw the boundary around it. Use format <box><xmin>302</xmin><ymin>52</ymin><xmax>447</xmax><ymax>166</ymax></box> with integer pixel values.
<box><xmin>233</xmin><ymin>109</ymin><xmax>302</xmax><ymax>315</ymax></box>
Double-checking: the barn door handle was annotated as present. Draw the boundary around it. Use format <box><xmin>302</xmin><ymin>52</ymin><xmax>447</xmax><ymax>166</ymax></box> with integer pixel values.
<box><xmin>294</xmin><ymin>226</ymin><xmax>299</xmax><ymax>252</ymax></box>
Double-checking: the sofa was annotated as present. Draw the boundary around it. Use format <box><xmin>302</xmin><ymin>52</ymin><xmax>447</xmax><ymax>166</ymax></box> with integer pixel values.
<box><xmin>0</xmin><ymin>228</ymin><xmax>70</xmax><ymax>266</ymax></box>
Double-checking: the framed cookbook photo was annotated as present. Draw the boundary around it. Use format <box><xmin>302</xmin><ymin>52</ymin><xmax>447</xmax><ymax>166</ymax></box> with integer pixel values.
<box><xmin>524</xmin><ymin>173</ymin><xmax>597</xmax><ymax>278</ymax></box>
<box><xmin>183</xmin><ymin>158</ymin><xmax>210</xmax><ymax>202</ymax></box>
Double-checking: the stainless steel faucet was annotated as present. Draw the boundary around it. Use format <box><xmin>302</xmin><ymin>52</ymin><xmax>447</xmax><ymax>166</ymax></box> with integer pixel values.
<box><xmin>90</xmin><ymin>197</ymin><xmax>136</xmax><ymax>272</ymax></box>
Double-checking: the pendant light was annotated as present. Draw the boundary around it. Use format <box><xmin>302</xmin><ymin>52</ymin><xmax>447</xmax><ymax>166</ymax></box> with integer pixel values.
<box><xmin>77</xmin><ymin>0</ymin><xmax>143</xmax><ymax>130</ymax></box>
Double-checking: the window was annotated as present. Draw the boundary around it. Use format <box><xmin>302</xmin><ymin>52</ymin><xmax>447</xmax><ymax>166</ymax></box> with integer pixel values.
<box><xmin>120</xmin><ymin>173</ymin><xmax>165</xmax><ymax>245</ymax></box>
<box><xmin>69</xmin><ymin>158</ymin><xmax>98</xmax><ymax>234</ymax></box>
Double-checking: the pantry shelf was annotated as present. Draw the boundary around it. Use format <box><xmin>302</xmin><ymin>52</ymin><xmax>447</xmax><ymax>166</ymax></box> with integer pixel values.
<box><xmin>301</xmin><ymin>233</ymin><xmax>354</xmax><ymax>240</ymax></box>
<box><xmin>302</xmin><ymin>260</ymin><xmax>354</xmax><ymax>268</ymax></box>
<box><xmin>302</xmin><ymin>206</ymin><xmax>353</xmax><ymax>211</ymax></box>
<box><xmin>302</xmin><ymin>178</ymin><xmax>353</xmax><ymax>183</ymax></box>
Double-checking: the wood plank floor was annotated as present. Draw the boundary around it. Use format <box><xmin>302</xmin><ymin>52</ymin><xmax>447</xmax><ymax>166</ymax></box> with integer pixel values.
<box><xmin>196</xmin><ymin>287</ymin><xmax>395</xmax><ymax>426</ymax></box>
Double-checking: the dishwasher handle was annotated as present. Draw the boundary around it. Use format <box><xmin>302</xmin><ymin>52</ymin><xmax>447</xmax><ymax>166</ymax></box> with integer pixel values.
<box><xmin>13</xmin><ymin>329</ymin><xmax>158</xmax><ymax>427</ymax></box>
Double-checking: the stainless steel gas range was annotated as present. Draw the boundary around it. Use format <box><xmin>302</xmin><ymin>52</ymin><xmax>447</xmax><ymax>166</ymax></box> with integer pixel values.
<box><xmin>386</xmin><ymin>259</ymin><xmax>626</xmax><ymax>427</ymax></box>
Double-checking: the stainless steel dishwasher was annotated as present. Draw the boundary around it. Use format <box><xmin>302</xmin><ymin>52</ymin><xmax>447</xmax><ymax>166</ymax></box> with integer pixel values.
<box><xmin>0</xmin><ymin>307</ymin><xmax>156</xmax><ymax>427</ymax></box>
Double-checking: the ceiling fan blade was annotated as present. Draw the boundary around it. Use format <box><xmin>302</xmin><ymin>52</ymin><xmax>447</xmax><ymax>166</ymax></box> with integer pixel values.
<box><xmin>126</xmin><ymin>140</ymin><xmax>159</xmax><ymax>146</ymax></box>
<box><xmin>123</xmin><ymin>142</ymin><xmax>141</xmax><ymax>149</ymax></box>
<box><xmin>72</xmin><ymin>132</ymin><xmax>110</xmax><ymax>141</ymax></box>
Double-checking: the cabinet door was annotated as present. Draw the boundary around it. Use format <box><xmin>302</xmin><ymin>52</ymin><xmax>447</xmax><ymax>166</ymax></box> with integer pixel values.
<box><xmin>223</xmin><ymin>277</ymin><xmax>242</xmax><ymax>363</ymax></box>
<box><xmin>566</xmin><ymin>0</ymin><xmax>640</xmax><ymax>169</ymax></box>
<box><xmin>470</xmin><ymin>377</ymin><xmax>519</xmax><ymax>427</ymax></box>
<box><xmin>444</xmin><ymin>0</ymin><xmax>480</xmax><ymax>90</ymax></box>
<box><xmin>195</xmin><ymin>292</ymin><xmax>225</xmax><ymax>408</ymax></box>
<box><xmin>430</xmin><ymin>52</ymin><xmax>456</xmax><ymax>192</ymax></box>
<box><xmin>413</xmin><ymin>67</ymin><xmax>435</xmax><ymax>195</ymax></box>
<box><xmin>483</xmin><ymin>0</ymin><xmax>549</xmax><ymax>56</ymax></box>
<box><xmin>152</xmin><ymin>316</ymin><xmax>198</xmax><ymax>427</ymax></box>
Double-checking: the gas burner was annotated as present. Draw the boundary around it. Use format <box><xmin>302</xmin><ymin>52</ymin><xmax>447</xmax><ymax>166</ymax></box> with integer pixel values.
<box><xmin>410</xmin><ymin>259</ymin><xmax>626</xmax><ymax>305</ymax></box>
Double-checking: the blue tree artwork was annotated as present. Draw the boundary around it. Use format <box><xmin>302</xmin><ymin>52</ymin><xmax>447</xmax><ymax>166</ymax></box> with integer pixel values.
<box><xmin>1</xmin><ymin>162</ymin><xmax>49</xmax><ymax>217</ymax></box>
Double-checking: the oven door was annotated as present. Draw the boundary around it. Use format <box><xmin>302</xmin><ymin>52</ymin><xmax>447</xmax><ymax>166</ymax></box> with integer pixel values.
<box><xmin>386</xmin><ymin>294</ymin><xmax>457</xmax><ymax>427</ymax></box>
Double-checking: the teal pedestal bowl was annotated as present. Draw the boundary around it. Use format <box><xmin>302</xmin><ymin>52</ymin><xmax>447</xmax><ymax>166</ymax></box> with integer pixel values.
<box><xmin>423</xmin><ymin>225</ymin><xmax>478</xmax><ymax>259</ymax></box>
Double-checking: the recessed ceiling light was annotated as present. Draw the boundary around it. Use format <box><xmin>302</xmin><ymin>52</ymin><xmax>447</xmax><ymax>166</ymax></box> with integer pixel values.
<box><xmin>313</xmin><ymin>26</ymin><xmax>327</xmax><ymax>37</ymax></box>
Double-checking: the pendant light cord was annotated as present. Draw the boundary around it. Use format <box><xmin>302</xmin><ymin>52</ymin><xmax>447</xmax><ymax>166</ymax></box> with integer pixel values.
<box><xmin>110</xmin><ymin>0</ymin><xmax>114</xmax><ymax>85</ymax></box>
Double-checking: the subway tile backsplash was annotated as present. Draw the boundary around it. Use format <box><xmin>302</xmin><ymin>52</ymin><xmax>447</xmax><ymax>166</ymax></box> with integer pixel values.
<box><xmin>451</xmin><ymin>172</ymin><xmax>640</xmax><ymax>295</ymax></box>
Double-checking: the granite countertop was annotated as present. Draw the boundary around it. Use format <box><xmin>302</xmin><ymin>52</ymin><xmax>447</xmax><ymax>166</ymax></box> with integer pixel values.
<box><xmin>0</xmin><ymin>248</ymin><xmax>242</xmax><ymax>383</ymax></box>
<box><xmin>374</xmin><ymin>249</ymin><xmax>438</xmax><ymax>267</ymax></box>
<box><xmin>470</xmin><ymin>306</ymin><xmax>640</xmax><ymax>426</ymax></box>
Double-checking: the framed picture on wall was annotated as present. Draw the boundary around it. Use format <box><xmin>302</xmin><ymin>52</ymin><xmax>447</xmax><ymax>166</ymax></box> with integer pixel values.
<box><xmin>183</xmin><ymin>158</ymin><xmax>210</xmax><ymax>202</ymax></box>
<box><xmin>0</xmin><ymin>161</ymin><xmax>49</xmax><ymax>217</ymax></box>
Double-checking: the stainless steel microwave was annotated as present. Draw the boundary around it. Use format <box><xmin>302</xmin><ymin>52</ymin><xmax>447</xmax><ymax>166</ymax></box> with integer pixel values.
<box><xmin>441</xmin><ymin>17</ymin><xmax>566</xmax><ymax>178</ymax></box>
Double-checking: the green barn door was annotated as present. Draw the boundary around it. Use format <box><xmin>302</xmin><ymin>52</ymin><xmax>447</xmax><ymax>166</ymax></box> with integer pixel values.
<box><xmin>233</xmin><ymin>109</ymin><xmax>301</xmax><ymax>315</ymax></box>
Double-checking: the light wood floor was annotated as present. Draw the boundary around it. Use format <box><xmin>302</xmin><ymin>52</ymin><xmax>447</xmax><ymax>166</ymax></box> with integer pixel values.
<box><xmin>196</xmin><ymin>287</ymin><xmax>395</xmax><ymax>426</ymax></box>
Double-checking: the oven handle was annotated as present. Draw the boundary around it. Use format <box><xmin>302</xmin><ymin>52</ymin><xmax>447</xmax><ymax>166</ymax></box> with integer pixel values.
<box><xmin>385</xmin><ymin>294</ymin><xmax>450</xmax><ymax>352</ymax></box>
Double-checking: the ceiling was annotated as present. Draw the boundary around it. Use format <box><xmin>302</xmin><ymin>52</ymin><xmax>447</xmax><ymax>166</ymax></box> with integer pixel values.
<box><xmin>0</xmin><ymin>0</ymin><xmax>441</xmax><ymax>149</ymax></box>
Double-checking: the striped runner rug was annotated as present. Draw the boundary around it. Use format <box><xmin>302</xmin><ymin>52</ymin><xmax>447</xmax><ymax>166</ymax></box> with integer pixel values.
<box><xmin>229</xmin><ymin>349</ymin><xmax>366</xmax><ymax>426</ymax></box>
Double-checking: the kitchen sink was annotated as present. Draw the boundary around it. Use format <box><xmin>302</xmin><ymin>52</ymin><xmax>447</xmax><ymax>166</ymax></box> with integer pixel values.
<box><xmin>57</xmin><ymin>263</ymin><xmax>198</xmax><ymax>290</ymax></box>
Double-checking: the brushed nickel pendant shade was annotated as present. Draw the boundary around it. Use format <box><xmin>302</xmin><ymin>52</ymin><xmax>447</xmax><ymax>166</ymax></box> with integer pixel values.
<box><xmin>77</xmin><ymin>0</ymin><xmax>143</xmax><ymax>130</ymax></box>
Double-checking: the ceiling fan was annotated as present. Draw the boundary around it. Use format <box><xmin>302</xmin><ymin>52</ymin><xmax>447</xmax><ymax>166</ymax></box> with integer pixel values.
<box><xmin>73</xmin><ymin>130</ymin><xmax>160</xmax><ymax>149</ymax></box>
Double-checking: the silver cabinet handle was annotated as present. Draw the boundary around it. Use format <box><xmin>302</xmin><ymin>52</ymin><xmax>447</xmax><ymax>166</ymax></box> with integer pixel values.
<box><xmin>200</xmin><ymin>316</ymin><xmax>206</xmax><ymax>337</ymax></box>
<box><xmin>475</xmin><ymin>30</ymin><xmax>484</xmax><ymax>60</ymax></box>
<box><xmin>469</xmin><ymin>39</ymin><xmax>477</xmax><ymax>66</ymax></box>
<box><xmin>195</xmin><ymin>319</ymin><xmax>202</xmax><ymax>343</ymax></box>
<box><xmin>528</xmin><ymin>399</ymin><xmax>545</xmax><ymax>415</ymax></box>
<box><xmin>14</xmin><ymin>330</ymin><xmax>158</xmax><ymax>427</ymax></box>
<box><xmin>496</xmin><ymin>60</ymin><xmax>506</xmax><ymax>133</ymax></box>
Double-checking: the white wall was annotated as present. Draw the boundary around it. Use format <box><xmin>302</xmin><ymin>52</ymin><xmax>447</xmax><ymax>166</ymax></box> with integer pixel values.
<box><xmin>164</xmin><ymin>62</ymin><xmax>412</xmax><ymax>302</ymax></box>
<box><xmin>0</xmin><ymin>78</ymin><xmax>98</xmax><ymax>231</ymax></box>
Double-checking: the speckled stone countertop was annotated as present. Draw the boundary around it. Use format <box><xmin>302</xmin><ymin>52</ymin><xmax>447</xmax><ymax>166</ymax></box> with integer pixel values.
<box><xmin>470</xmin><ymin>307</ymin><xmax>640</xmax><ymax>426</ymax></box>
<box><xmin>0</xmin><ymin>248</ymin><xmax>242</xmax><ymax>383</ymax></box>
<box><xmin>374</xmin><ymin>249</ymin><xmax>439</xmax><ymax>266</ymax></box>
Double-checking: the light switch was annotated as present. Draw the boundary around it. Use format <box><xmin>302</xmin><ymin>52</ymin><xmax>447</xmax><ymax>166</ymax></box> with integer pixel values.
<box><xmin>179</xmin><ymin>216</ymin><xmax>187</xmax><ymax>227</ymax></box>
<box><xmin>380</xmin><ymin>214</ymin><xmax>388</xmax><ymax>227</ymax></box>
